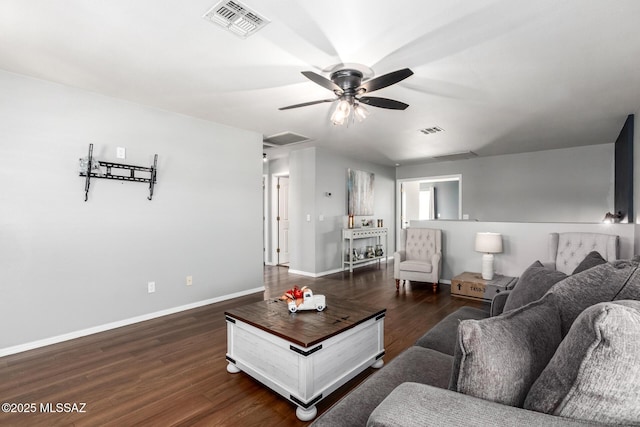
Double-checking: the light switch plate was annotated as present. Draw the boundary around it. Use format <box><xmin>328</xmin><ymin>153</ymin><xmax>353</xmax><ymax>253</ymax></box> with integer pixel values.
<box><xmin>116</xmin><ymin>147</ymin><xmax>126</xmax><ymax>159</ymax></box>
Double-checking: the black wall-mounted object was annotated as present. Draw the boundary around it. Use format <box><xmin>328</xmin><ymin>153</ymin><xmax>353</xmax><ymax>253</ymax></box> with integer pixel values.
<box><xmin>614</xmin><ymin>114</ymin><xmax>634</xmax><ymax>223</ymax></box>
<box><xmin>79</xmin><ymin>143</ymin><xmax>158</xmax><ymax>201</ymax></box>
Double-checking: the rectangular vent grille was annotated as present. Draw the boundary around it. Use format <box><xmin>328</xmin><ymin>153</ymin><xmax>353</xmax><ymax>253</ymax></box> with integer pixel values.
<box><xmin>432</xmin><ymin>151</ymin><xmax>477</xmax><ymax>161</ymax></box>
<box><xmin>419</xmin><ymin>126</ymin><xmax>444</xmax><ymax>135</ymax></box>
<box><xmin>203</xmin><ymin>0</ymin><xmax>270</xmax><ymax>38</ymax></box>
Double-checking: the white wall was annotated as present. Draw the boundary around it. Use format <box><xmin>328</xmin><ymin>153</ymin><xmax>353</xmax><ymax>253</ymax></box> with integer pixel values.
<box><xmin>397</xmin><ymin>144</ymin><xmax>614</xmax><ymax>223</ymax></box>
<box><xmin>412</xmin><ymin>220</ymin><xmax>635</xmax><ymax>281</ymax></box>
<box><xmin>289</xmin><ymin>148</ymin><xmax>317</xmax><ymax>274</ymax></box>
<box><xmin>0</xmin><ymin>71</ymin><xmax>263</xmax><ymax>354</ymax></box>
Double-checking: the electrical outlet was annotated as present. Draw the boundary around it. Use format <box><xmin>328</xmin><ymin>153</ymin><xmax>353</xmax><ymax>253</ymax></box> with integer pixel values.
<box><xmin>186</xmin><ymin>275</ymin><xmax>193</xmax><ymax>286</ymax></box>
<box><xmin>148</xmin><ymin>281</ymin><xmax>156</xmax><ymax>293</ymax></box>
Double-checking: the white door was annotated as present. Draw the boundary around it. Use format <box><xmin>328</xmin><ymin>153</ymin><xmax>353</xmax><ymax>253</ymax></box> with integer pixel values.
<box><xmin>277</xmin><ymin>176</ymin><xmax>290</xmax><ymax>265</ymax></box>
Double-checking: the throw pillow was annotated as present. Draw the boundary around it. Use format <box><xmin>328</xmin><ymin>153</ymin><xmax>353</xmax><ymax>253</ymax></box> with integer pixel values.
<box><xmin>546</xmin><ymin>259</ymin><xmax>640</xmax><ymax>336</ymax></box>
<box><xmin>524</xmin><ymin>301</ymin><xmax>640</xmax><ymax>425</ymax></box>
<box><xmin>502</xmin><ymin>261</ymin><xmax>567</xmax><ymax>313</ymax></box>
<box><xmin>449</xmin><ymin>294</ymin><xmax>562</xmax><ymax>407</ymax></box>
<box><xmin>571</xmin><ymin>250</ymin><xmax>606</xmax><ymax>275</ymax></box>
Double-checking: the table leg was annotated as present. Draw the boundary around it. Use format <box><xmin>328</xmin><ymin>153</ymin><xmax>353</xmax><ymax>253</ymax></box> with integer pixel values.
<box><xmin>371</xmin><ymin>358</ymin><xmax>384</xmax><ymax>369</ymax></box>
<box><xmin>226</xmin><ymin>362</ymin><xmax>241</xmax><ymax>373</ymax></box>
<box><xmin>296</xmin><ymin>406</ymin><xmax>317</xmax><ymax>421</ymax></box>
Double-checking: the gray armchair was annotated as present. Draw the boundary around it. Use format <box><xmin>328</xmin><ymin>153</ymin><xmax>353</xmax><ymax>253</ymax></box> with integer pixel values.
<box><xmin>547</xmin><ymin>232</ymin><xmax>619</xmax><ymax>274</ymax></box>
<box><xmin>394</xmin><ymin>228</ymin><xmax>442</xmax><ymax>292</ymax></box>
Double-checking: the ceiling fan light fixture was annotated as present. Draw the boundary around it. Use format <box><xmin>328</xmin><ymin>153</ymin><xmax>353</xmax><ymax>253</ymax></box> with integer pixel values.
<box><xmin>331</xmin><ymin>100</ymin><xmax>352</xmax><ymax>126</ymax></box>
<box><xmin>353</xmin><ymin>103</ymin><xmax>369</xmax><ymax>122</ymax></box>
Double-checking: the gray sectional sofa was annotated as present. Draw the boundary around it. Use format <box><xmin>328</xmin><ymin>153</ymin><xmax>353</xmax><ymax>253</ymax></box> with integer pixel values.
<box><xmin>311</xmin><ymin>255</ymin><xmax>640</xmax><ymax>426</ymax></box>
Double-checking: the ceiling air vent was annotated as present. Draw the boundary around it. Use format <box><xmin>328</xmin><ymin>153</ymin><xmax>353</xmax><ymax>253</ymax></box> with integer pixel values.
<box><xmin>263</xmin><ymin>132</ymin><xmax>311</xmax><ymax>147</ymax></box>
<box><xmin>419</xmin><ymin>126</ymin><xmax>444</xmax><ymax>135</ymax></box>
<box><xmin>202</xmin><ymin>0</ymin><xmax>270</xmax><ymax>38</ymax></box>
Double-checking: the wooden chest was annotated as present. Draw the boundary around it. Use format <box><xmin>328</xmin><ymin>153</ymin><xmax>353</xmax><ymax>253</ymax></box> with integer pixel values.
<box><xmin>451</xmin><ymin>272</ymin><xmax>517</xmax><ymax>302</ymax></box>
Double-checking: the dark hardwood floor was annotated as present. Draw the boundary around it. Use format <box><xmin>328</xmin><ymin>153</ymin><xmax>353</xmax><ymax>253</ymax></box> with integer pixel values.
<box><xmin>0</xmin><ymin>263</ymin><xmax>486</xmax><ymax>426</ymax></box>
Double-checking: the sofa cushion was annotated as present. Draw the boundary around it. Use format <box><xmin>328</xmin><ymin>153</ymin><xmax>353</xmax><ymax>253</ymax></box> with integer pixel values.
<box><xmin>399</xmin><ymin>260</ymin><xmax>432</xmax><ymax>273</ymax></box>
<box><xmin>368</xmin><ymin>383</ymin><xmax>592</xmax><ymax>427</ymax></box>
<box><xmin>524</xmin><ymin>301</ymin><xmax>640</xmax><ymax>425</ymax></box>
<box><xmin>502</xmin><ymin>261</ymin><xmax>567</xmax><ymax>313</ymax></box>
<box><xmin>449</xmin><ymin>294</ymin><xmax>562</xmax><ymax>407</ymax></box>
<box><xmin>546</xmin><ymin>259</ymin><xmax>640</xmax><ymax>336</ymax></box>
<box><xmin>310</xmin><ymin>346</ymin><xmax>453</xmax><ymax>427</ymax></box>
<box><xmin>415</xmin><ymin>306</ymin><xmax>489</xmax><ymax>355</ymax></box>
<box><xmin>571</xmin><ymin>250</ymin><xmax>606</xmax><ymax>275</ymax></box>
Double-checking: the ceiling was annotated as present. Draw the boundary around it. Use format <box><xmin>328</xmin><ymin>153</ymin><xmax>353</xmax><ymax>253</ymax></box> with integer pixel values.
<box><xmin>1</xmin><ymin>0</ymin><xmax>640</xmax><ymax>166</ymax></box>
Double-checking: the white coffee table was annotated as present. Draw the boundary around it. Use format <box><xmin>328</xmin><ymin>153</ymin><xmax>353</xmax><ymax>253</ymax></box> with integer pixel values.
<box><xmin>225</xmin><ymin>298</ymin><xmax>386</xmax><ymax>421</ymax></box>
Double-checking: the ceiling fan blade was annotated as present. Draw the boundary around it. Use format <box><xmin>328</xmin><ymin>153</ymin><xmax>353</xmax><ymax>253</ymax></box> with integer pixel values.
<box><xmin>359</xmin><ymin>96</ymin><xmax>409</xmax><ymax>110</ymax></box>
<box><xmin>301</xmin><ymin>71</ymin><xmax>343</xmax><ymax>94</ymax></box>
<box><xmin>279</xmin><ymin>99</ymin><xmax>336</xmax><ymax>110</ymax></box>
<box><xmin>357</xmin><ymin>68</ymin><xmax>414</xmax><ymax>94</ymax></box>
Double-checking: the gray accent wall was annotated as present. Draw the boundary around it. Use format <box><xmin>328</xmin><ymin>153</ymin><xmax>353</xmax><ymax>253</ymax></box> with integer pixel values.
<box><xmin>0</xmin><ymin>70</ymin><xmax>263</xmax><ymax>351</ymax></box>
<box><xmin>397</xmin><ymin>144</ymin><xmax>614</xmax><ymax>223</ymax></box>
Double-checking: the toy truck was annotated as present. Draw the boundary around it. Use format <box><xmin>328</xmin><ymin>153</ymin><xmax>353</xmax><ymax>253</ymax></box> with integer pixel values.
<box><xmin>288</xmin><ymin>288</ymin><xmax>326</xmax><ymax>313</ymax></box>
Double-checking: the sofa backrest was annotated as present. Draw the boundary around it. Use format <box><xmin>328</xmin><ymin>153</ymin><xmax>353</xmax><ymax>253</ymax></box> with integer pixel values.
<box><xmin>548</xmin><ymin>232</ymin><xmax>619</xmax><ymax>275</ymax></box>
<box><xmin>404</xmin><ymin>228</ymin><xmax>441</xmax><ymax>262</ymax></box>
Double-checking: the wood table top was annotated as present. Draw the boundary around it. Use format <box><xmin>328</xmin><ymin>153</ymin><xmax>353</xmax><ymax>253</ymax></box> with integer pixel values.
<box><xmin>225</xmin><ymin>297</ymin><xmax>386</xmax><ymax>348</ymax></box>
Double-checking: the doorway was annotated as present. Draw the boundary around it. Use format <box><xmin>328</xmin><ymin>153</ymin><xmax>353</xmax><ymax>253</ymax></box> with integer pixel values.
<box><xmin>276</xmin><ymin>176</ymin><xmax>290</xmax><ymax>266</ymax></box>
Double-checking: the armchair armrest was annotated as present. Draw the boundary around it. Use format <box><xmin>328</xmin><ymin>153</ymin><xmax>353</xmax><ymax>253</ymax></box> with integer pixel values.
<box><xmin>393</xmin><ymin>250</ymin><xmax>406</xmax><ymax>277</ymax></box>
<box><xmin>367</xmin><ymin>383</ymin><xmax>594</xmax><ymax>427</ymax></box>
<box><xmin>431</xmin><ymin>251</ymin><xmax>442</xmax><ymax>283</ymax></box>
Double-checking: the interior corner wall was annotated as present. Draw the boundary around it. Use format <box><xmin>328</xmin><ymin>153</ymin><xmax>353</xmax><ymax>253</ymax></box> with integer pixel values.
<box><xmin>0</xmin><ymin>70</ymin><xmax>263</xmax><ymax>352</ymax></box>
<box><xmin>287</xmin><ymin>147</ymin><xmax>395</xmax><ymax>276</ymax></box>
<box><xmin>289</xmin><ymin>148</ymin><xmax>316</xmax><ymax>273</ymax></box>
<box><xmin>396</xmin><ymin>144</ymin><xmax>614</xmax><ymax>223</ymax></box>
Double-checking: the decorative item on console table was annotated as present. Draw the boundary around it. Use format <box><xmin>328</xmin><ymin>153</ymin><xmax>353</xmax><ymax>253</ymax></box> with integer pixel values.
<box><xmin>451</xmin><ymin>271</ymin><xmax>516</xmax><ymax>302</ymax></box>
<box><xmin>375</xmin><ymin>244</ymin><xmax>384</xmax><ymax>257</ymax></box>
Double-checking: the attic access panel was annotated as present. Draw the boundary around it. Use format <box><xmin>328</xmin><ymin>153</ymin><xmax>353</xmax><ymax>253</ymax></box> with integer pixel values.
<box><xmin>263</xmin><ymin>132</ymin><xmax>311</xmax><ymax>147</ymax></box>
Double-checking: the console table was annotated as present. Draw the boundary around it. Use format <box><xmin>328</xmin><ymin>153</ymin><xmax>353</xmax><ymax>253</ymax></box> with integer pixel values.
<box><xmin>342</xmin><ymin>227</ymin><xmax>388</xmax><ymax>272</ymax></box>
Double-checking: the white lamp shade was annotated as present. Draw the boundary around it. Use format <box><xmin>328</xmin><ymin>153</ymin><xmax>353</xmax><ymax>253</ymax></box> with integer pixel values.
<box><xmin>475</xmin><ymin>232</ymin><xmax>503</xmax><ymax>253</ymax></box>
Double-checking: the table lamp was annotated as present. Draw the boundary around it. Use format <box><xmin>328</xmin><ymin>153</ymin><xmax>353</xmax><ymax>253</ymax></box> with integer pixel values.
<box><xmin>475</xmin><ymin>232</ymin><xmax>503</xmax><ymax>280</ymax></box>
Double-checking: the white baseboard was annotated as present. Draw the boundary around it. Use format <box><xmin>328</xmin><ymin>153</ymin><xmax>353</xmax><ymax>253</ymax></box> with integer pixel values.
<box><xmin>0</xmin><ymin>286</ymin><xmax>265</xmax><ymax>358</ymax></box>
<box><xmin>288</xmin><ymin>267</ymin><xmax>343</xmax><ymax>278</ymax></box>
<box><xmin>289</xmin><ymin>258</ymin><xmax>390</xmax><ymax>278</ymax></box>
